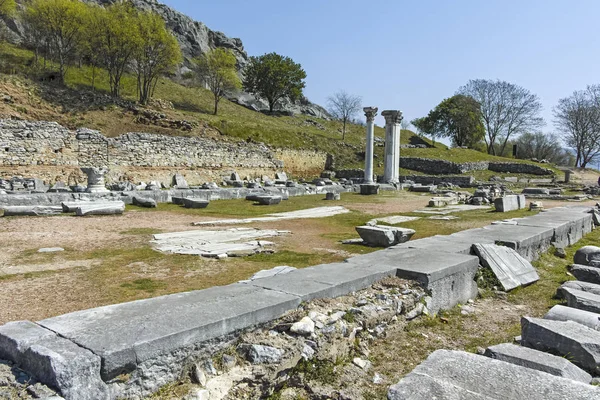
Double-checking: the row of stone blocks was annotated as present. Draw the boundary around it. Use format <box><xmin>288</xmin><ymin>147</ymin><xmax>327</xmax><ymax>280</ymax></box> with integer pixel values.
<box><xmin>0</xmin><ymin>206</ymin><xmax>594</xmax><ymax>399</ymax></box>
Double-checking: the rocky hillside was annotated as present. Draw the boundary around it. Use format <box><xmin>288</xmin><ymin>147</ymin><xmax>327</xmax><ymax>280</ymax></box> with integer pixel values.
<box><xmin>2</xmin><ymin>0</ymin><xmax>329</xmax><ymax>118</ymax></box>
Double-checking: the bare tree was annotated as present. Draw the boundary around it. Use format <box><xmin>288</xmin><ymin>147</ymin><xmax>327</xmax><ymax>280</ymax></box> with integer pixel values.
<box><xmin>327</xmin><ymin>90</ymin><xmax>362</xmax><ymax>141</ymax></box>
<box><xmin>515</xmin><ymin>132</ymin><xmax>574</xmax><ymax>166</ymax></box>
<box><xmin>401</xmin><ymin>119</ymin><xmax>411</xmax><ymax>131</ymax></box>
<box><xmin>458</xmin><ymin>79</ymin><xmax>544</xmax><ymax>155</ymax></box>
<box><xmin>554</xmin><ymin>86</ymin><xmax>600</xmax><ymax>168</ymax></box>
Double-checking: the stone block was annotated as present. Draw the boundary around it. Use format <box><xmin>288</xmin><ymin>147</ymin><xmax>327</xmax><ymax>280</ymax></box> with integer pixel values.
<box><xmin>560</xmin><ymin>286</ymin><xmax>600</xmax><ymax>314</ymax></box>
<box><xmin>254</xmin><ymin>195</ymin><xmax>282</xmax><ymax>205</ymax></box>
<box><xmin>38</xmin><ymin>284</ymin><xmax>300</xmax><ymax>380</ymax></box>
<box><xmin>132</xmin><ymin>196</ymin><xmax>157</xmax><ymax>208</ymax></box>
<box><xmin>560</xmin><ymin>280</ymin><xmax>600</xmax><ymax>297</ymax></box>
<box><xmin>570</xmin><ymin>264</ymin><xmax>600</xmax><ymax>284</ymax></box>
<box><xmin>544</xmin><ymin>305</ymin><xmax>600</xmax><ymax>331</ymax></box>
<box><xmin>182</xmin><ymin>198</ymin><xmax>210</xmax><ymax>209</ymax></box>
<box><xmin>2</xmin><ymin>206</ymin><xmax>63</xmax><ymax>217</ymax></box>
<box><xmin>472</xmin><ymin>243</ymin><xmax>539</xmax><ymax>291</ymax></box>
<box><xmin>359</xmin><ymin>184</ymin><xmax>379</xmax><ymax>195</ymax></box>
<box><xmin>355</xmin><ymin>225</ymin><xmax>415</xmax><ymax>247</ymax></box>
<box><xmin>428</xmin><ymin>197</ymin><xmax>458</xmax><ymax>207</ymax></box>
<box><xmin>409</xmin><ymin>184</ymin><xmax>436</xmax><ymax>193</ymax></box>
<box><xmin>171</xmin><ymin>196</ymin><xmax>185</xmax><ymax>205</ymax></box>
<box><xmin>522</xmin><ymin>187</ymin><xmax>551</xmax><ymax>195</ymax></box>
<box><xmin>574</xmin><ymin>246</ymin><xmax>600</xmax><ymax>266</ymax></box>
<box><xmin>388</xmin><ymin>350</ymin><xmax>599</xmax><ymax>400</ymax></box>
<box><xmin>75</xmin><ymin>202</ymin><xmax>125</xmax><ymax>216</ymax></box>
<box><xmin>171</xmin><ymin>174</ymin><xmax>188</xmax><ymax>189</ymax></box>
<box><xmin>484</xmin><ymin>343</ymin><xmax>592</xmax><ymax>383</ymax></box>
<box><xmin>521</xmin><ymin>316</ymin><xmax>600</xmax><ymax>375</ymax></box>
<box><xmin>494</xmin><ymin>195</ymin><xmax>526</xmax><ymax>212</ymax></box>
<box><xmin>325</xmin><ymin>192</ymin><xmax>340</xmax><ymax>201</ymax></box>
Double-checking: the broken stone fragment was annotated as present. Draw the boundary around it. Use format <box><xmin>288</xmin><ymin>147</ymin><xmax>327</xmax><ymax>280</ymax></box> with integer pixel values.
<box><xmin>290</xmin><ymin>317</ymin><xmax>315</xmax><ymax>335</ymax></box>
<box><xmin>237</xmin><ymin>344</ymin><xmax>283</xmax><ymax>364</ymax></box>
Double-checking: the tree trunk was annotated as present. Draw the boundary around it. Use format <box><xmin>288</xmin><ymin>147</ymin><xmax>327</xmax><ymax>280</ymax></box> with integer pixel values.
<box><xmin>342</xmin><ymin>118</ymin><xmax>346</xmax><ymax>141</ymax></box>
<box><xmin>214</xmin><ymin>95</ymin><xmax>219</xmax><ymax>115</ymax></box>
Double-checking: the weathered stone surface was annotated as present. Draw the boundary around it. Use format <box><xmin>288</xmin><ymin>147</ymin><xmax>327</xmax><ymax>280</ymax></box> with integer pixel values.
<box><xmin>81</xmin><ymin>167</ymin><xmax>109</xmax><ymax>194</ymax></box>
<box><xmin>570</xmin><ymin>264</ymin><xmax>600</xmax><ymax>284</ymax></box>
<box><xmin>38</xmin><ymin>247</ymin><xmax>65</xmax><ymax>253</ymax></box>
<box><xmin>523</xmin><ymin>187</ymin><xmax>550</xmax><ymax>195</ymax></box>
<box><xmin>2</xmin><ymin>206</ymin><xmax>63</xmax><ymax>217</ymax></box>
<box><xmin>193</xmin><ymin>206</ymin><xmax>349</xmax><ymax>226</ymax></box>
<box><xmin>237</xmin><ymin>344</ymin><xmax>283</xmax><ymax>364</ymax></box>
<box><xmin>359</xmin><ymin>184</ymin><xmax>379</xmax><ymax>195</ymax></box>
<box><xmin>472</xmin><ymin>244</ymin><xmax>539</xmax><ymax>291</ymax></box>
<box><xmin>171</xmin><ymin>174</ymin><xmax>188</xmax><ymax>189</ymax></box>
<box><xmin>409</xmin><ymin>184</ymin><xmax>436</xmax><ymax>193</ymax></box>
<box><xmin>245</xmin><ymin>266</ymin><xmax>296</xmax><ymax>281</ymax></box>
<box><xmin>574</xmin><ymin>246</ymin><xmax>600</xmax><ymax>266</ymax></box>
<box><xmin>355</xmin><ymin>225</ymin><xmax>415</xmax><ymax>247</ymax></box>
<box><xmin>290</xmin><ymin>317</ymin><xmax>315</xmax><ymax>336</ymax></box>
<box><xmin>325</xmin><ymin>192</ymin><xmax>340</xmax><ymax>201</ymax></box>
<box><xmin>560</xmin><ymin>287</ymin><xmax>600</xmax><ymax>314</ymax></box>
<box><xmin>182</xmin><ymin>198</ymin><xmax>210</xmax><ymax>209</ymax></box>
<box><xmin>561</xmin><ymin>280</ymin><xmax>600</xmax><ymax>297</ymax></box>
<box><xmin>484</xmin><ymin>343</ymin><xmax>592</xmax><ymax>383</ymax></box>
<box><xmin>494</xmin><ymin>195</ymin><xmax>526</xmax><ymax>212</ymax></box>
<box><xmin>132</xmin><ymin>196</ymin><xmax>157</xmax><ymax>208</ymax></box>
<box><xmin>545</xmin><ymin>305</ymin><xmax>600</xmax><ymax>331</ymax></box>
<box><xmin>39</xmin><ymin>283</ymin><xmax>300</xmax><ymax>380</ymax></box>
<box><xmin>388</xmin><ymin>350</ymin><xmax>598</xmax><ymax>400</ymax></box>
<box><xmin>254</xmin><ymin>195</ymin><xmax>282</xmax><ymax>205</ymax></box>
<box><xmin>521</xmin><ymin>316</ymin><xmax>600</xmax><ymax>374</ymax></box>
<box><xmin>75</xmin><ymin>202</ymin><xmax>125</xmax><ymax>216</ymax></box>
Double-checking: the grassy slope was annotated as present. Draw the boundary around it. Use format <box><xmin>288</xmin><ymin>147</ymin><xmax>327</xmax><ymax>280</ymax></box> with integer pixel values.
<box><xmin>0</xmin><ymin>44</ymin><xmax>560</xmax><ymax>175</ymax></box>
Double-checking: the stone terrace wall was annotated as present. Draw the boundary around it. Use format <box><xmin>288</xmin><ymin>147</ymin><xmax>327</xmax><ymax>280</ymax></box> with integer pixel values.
<box><xmin>400</xmin><ymin>175</ymin><xmax>475</xmax><ymax>187</ymax></box>
<box><xmin>274</xmin><ymin>149</ymin><xmax>327</xmax><ymax>178</ymax></box>
<box><xmin>400</xmin><ymin>157</ymin><xmax>489</xmax><ymax>175</ymax></box>
<box><xmin>0</xmin><ymin>120</ymin><xmax>289</xmax><ymax>184</ymax></box>
<box><xmin>400</xmin><ymin>157</ymin><xmax>554</xmax><ymax>176</ymax></box>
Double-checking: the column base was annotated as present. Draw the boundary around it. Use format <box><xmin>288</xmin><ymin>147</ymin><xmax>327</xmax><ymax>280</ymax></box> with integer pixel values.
<box><xmin>360</xmin><ymin>184</ymin><xmax>380</xmax><ymax>195</ymax></box>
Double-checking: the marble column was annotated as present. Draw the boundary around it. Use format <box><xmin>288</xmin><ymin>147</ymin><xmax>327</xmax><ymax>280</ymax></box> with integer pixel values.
<box><xmin>81</xmin><ymin>167</ymin><xmax>109</xmax><ymax>193</ymax></box>
<box><xmin>382</xmin><ymin>110</ymin><xmax>403</xmax><ymax>184</ymax></box>
<box><xmin>363</xmin><ymin>107</ymin><xmax>378</xmax><ymax>183</ymax></box>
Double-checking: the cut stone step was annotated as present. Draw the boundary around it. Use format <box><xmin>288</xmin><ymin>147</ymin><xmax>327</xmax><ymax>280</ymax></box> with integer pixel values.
<box><xmin>561</xmin><ymin>280</ymin><xmax>600</xmax><ymax>297</ymax></box>
<box><xmin>569</xmin><ymin>264</ymin><xmax>600</xmax><ymax>284</ymax></box>
<box><xmin>484</xmin><ymin>343</ymin><xmax>592</xmax><ymax>383</ymax></box>
<box><xmin>521</xmin><ymin>316</ymin><xmax>600</xmax><ymax>375</ymax></box>
<box><xmin>560</xmin><ymin>286</ymin><xmax>600</xmax><ymax>314</ymax></box>
<box><xmin>472</xmin><ymin>243</ymin><xmax>539</xmax><ymax>291</ymax></box>
<box><xmin>388</xmin><ymin>349</ymin><xmax>599</xmax><ymax>400</ymax></box>
<box><xmin>545</xmin><ymin>305</ymin><xmax>600</xmax><ymax>331</ymax></box>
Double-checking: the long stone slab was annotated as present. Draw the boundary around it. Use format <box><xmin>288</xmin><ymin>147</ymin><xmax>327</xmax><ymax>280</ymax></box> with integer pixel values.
<box><xmin>75</xmin><ymin>201</ymin><xmax>125</xmax><ymax>216</ymax></box>
<box><xmin>545</xmin><ymin>305</ymin><xmax>600</xmax><ymax>331</ymax></box>
<box><xmin>473</xmin><ymin>244</ymin><xmax>539</xmax><ymax>291</ymax></box>
<box><xmin>570</xmin><ymin>264</ymin><xmax>600</xmax><ymax>284</ymax></box>
<box><xmin>484</xmin><ymin>343</ymin><xmax>592</xmax><ymax>383</ymax></box>
<box><xmin>1</xmin><ymin>205</ymin><xmax>63</xmax><ymax>216</ymax></box>
<box><xmin>348</xmin><ymin>249</ymin><xmax>479</xmax><ymax>313</ymax></box>
<box><xmin>521</xmin><ymin>316</ymin><xmax>600</xmax><ymax>375</ymax></box>
<box><xmin>560</xmin><ymin>287</ymin><xmax>600</xmax><ymax>314</ymax></box>
<box><xmin>561</xmin><ymin>280</ymin><xmax>600</xmax><ymax>296</ymax></box>
<box><xmin>388</xmin><ymin>350</ymin><xmax>599</xmax><ymax>400</ymax></box>
<box><xmin>0</xmin><ymin>321</ymin><xmax>109</xmax><ymax>400</ymax></box>
<box><xmin>38</xmin><ymin>284</ymin><xmax>300</xmax><ymax>380</ymax></box>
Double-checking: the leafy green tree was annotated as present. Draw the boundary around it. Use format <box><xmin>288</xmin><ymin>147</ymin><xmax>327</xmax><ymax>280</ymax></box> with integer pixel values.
<box><xmin>132</xmin><ymin>12</ymin><xmax>181</xmax><ymax>105</ymax></box>
<box><xmin>94</xmin><ymin>2</ymin><xmax>140</xmax><ymax>97</ymax></box>
<box><xmin>79</xmin><ymin>4</ymin><xmax>104</xmax><ymax>90</ymax></box>
<box><xmin>24</xmin><ymin>0</ymin><xmax>87</xmax><ymax>81</ymax></box>
<box><xmin>243</xmin><ymin>52</ymin><xmax>306</xmax><ymax>112</ymax></box>
<box><xmin>194</xmin><ymin>48</ymin><xmax>241</xmax><ymax>115</ymax></box>
<box><xmin>412</xmin><ymin>95</ymin><xmax>485</xmax><ymax>148</ymax></box>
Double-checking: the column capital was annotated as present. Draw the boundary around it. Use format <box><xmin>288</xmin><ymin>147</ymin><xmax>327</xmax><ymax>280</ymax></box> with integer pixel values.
<box><xmin>381</xmin><ymin>110</ymin><xmax>403</xmax><ymax>124</ymax></box>
<box><xmin>363</xmin><ymin>107</ymin><xmax>378</xmax><ymax>122</ymax></box>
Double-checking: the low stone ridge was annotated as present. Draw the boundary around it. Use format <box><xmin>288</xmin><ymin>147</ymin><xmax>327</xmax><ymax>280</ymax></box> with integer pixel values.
<box><xmin>521</xmin><ymin>316</ymin><xmax>600</xmax><ymax>374</ymax></box>
<box><xmin>254</xmin><ymin>195</ymin><xmax>282</xmax><ymax>205</ymax></box>
<box><xmin>355</xmin><ymin>225</ymin><xmax>416</xmax><ymax>247</ymax></box>
<box><xmin>561</xmin><ymin>280</ymin><xmax>600</xmax><ymax>297</ymax></box>
<box><xmin>569</xmin><ymin>264</ymin><xmax>600</xmax><ymax>284</ymax></box>
<box><xmin>560</xmin><ymin>287</ymin><xmax>600</xmax><ymax>314</ymax></box>
<box><xmin>387</xmin><ymin>350</ymin><xmax>598</xmax><ymax>400</ymax></box>
<box><xmin>544</xmin><ymin>305</ymin><xmax>600</xmax><ymax>331</ymax></box>
<box><xmin>1</xmin><ymin>205</ymin><xmax>63</xmax><ymax>217</ymax></box>
<box><xmin>132</xmin><ymin>196</ymin><xmax>157</xmax><ymax>208</ymax></box>
<box><xmin>494</xmin><ymin>194</ymin><xmax>526</xmax><ymax>212</ymax></box>
<box><xmin>484</xmin><ymin>343</ymin><xmax>592</xmax><ymax>383</ymax></box>
<box><xmin>182</xmin><ymin>198</ymin><xmax>210</xmax><ymax>209</ymax></box>
<box><xmin>574</xmin><ymin>245</ymin><xmax>600</xmax><ymax>266</ymax></box>
<box><xmin>75</xmin><ymin>202</ymin><xmax>125</xmax><ymax>216</ymax></box>
<box><xmin>522</xmin><ymin>187</ymin><xmax>551</xmax><ymax>195</ymax></box>
<box><xmin>472</xmin><ymin>243</ymin><xmax>539</xmax><ymax>291</ymax></box>
<box><xmin>192</xmin><ymin>206</ymin><xmax>350</xmax><ymax>226</ymax></box>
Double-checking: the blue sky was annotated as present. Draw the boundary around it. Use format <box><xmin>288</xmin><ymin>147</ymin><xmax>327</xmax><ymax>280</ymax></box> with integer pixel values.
<box><xmin>162</xmin><ymin>0</ymin><xmax>599</xmax><ymax>131</ymax></box>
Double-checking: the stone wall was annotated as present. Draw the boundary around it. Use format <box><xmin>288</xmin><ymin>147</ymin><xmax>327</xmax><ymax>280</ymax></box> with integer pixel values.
<box><xmin>274</xmin><ymin>149</ymin><xmax>327</xmax><ymax>178</ymax></box>
<box><xmin>400</xmin><ymin>175</ymin><xmax>475</xmax><ymax>187</ymax></box>
<box><xmin>0</xmin><ymin>120</ymin><xmax>297</xmax><ymax>184</ymax></box>
<box><xmin>400</xmin><ymin>157</ymin><xmax>554</xmax><ymax>176</ymax></box>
